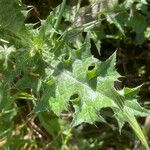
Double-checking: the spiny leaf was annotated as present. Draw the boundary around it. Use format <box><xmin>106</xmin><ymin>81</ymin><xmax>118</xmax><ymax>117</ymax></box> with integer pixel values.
<box><xmin>44</xmin><ymin>53</ymin><xmax>119</xmax><ymax>124</ymax></box>
<box><xmin>47</xmin><ymin>52</ymin><xmax>149</xmax><ymax>149</ymax></box>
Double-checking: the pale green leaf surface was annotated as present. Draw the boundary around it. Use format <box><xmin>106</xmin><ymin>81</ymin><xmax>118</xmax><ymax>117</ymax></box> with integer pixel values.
<box><xmin>49</xmin><ymin>53</ymin><xmax>119</xmax><ymax>125</ymax></box>
<box><xmin>47</xmin><ymin>52</ymin><xmax>149</xmax><ymax>148</ymax></box>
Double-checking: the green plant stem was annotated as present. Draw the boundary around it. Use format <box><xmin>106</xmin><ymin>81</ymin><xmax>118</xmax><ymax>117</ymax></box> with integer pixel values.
<box><xmin>50</xmin><ymin>0</ymin><xmax>66</xmax><ymax>40</ymax></box>
<box><xmin>61</xmin><ymin>128</ymin><xmax>72</xmax><ymax>150</ymax></box>
<box><xmin>125</xmin><ymin>113</ymin><xmax>150</xmax><ymax>150</ymax></box>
